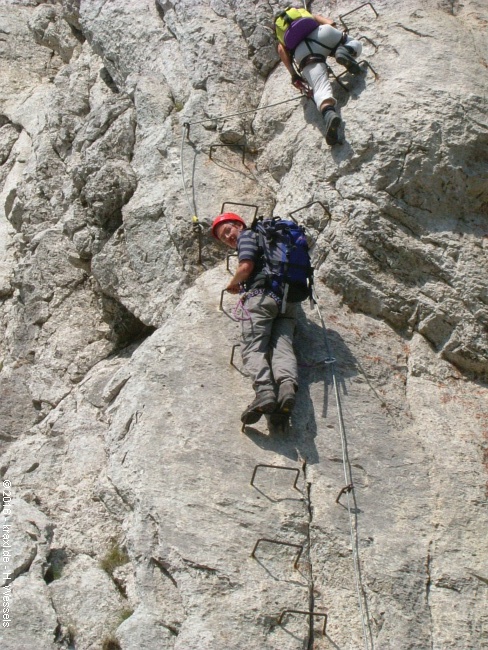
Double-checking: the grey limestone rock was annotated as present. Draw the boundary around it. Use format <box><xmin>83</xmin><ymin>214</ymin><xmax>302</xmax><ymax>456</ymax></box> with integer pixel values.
<box><xmin>0</xmin><ymin>1</ymin><xmax>486</xmax><ymax>649</ymax></box>
<box><xmin>28</xmin><ymin>3</ymin><xmax>81</xmax><ymax>64</ymax></box>
<box><xmin>49</xmin><ymin>554</ymin><xmax>128</xmax><ymax>649</ymax></box>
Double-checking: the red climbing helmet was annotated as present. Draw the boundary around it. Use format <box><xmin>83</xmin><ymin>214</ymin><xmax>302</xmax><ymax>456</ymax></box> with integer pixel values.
<box><xmin>211</xmin><ymin>213</ymin><xmax>246</xmax><ymax>240</ymax></box>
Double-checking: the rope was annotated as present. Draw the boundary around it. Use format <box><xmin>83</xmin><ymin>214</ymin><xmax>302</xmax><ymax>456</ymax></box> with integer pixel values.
<box><xmin>313</xmin><ymin>295</ymin><xmax>373</xmax><ymax>650</ymax></box>
<box><xmin>232</xmin><ymin>296</ymin><xmax>252</xmax><ymax>321</ymax></box>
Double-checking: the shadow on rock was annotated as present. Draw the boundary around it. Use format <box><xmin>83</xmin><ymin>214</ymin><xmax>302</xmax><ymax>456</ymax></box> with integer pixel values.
<box><xmin>301</xmin><ymin>69</ymin><xmax>368</xmax><ymax>150</ymax></box>
<box><xmin>243</xmin><ymin>307</ymin><xmax>360</xmax><ymax>466</ymax></box>
<box><xmin>333</xmin><ymin>66</ymin><xmax>369</xmax><ymax>106</ymax></box>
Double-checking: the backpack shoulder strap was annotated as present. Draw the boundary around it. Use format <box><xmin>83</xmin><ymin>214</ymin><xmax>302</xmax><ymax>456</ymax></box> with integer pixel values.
<box><xmin>250</xmin><ymin>217</ymin><xmax>267</xmax><ymax>258</ymax></box>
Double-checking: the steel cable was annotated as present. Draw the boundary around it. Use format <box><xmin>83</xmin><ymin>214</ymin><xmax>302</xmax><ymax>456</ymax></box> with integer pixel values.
<box><xmin>181</xmin><ymin>94</ymin><xmax>302</xmax><ymax>128</ymax></box>
<box><xmin>179</xmin><ymin>92</ymin><xmax>305</xmax><ymax>242</ymax></box>
<box><xmin>179</xmin><ymin>125</ymin><xmax>197</xmax><ymax>221</ymax></box>
<box><xmin>313</xmin><ymin>296</ymin><xmax>373</xmax><ymax>650</ymax></box>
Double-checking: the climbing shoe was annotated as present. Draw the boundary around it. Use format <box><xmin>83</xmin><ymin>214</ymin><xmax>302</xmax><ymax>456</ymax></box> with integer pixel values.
<box><xmin>241</xmin><ymin>391</ymin><xmax>277</xmax><ymax>425</ymax></box>
<box><xmin>278</xmin><ymin>381</ymin><xmax>297</xmax><ymax>414</ymax></box>
<box><xmin>322</xmin><ymin>108</ymin><xmax>341</xmax><ymax>146</ymax></box>
<box><xmin>335</xmin><ymin>45</ymin><xmax>362</xmax><ymax>76</ymax></box>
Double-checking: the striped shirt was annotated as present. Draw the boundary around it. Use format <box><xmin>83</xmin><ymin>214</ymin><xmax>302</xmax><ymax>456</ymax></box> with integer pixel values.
<box><xmin>237</xmin><ymin>229</ymin><xmax>258</xmax><ymax>262</ymax></box>
<box><xmin>237</xmin><ymin>229</ymin><xmax>265</xmax><ymax>290</ymax></box>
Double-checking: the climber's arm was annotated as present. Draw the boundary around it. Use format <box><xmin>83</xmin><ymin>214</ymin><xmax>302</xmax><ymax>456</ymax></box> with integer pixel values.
<box><xmin>226</xmin><ymin>260</ymin><xmax>255</xmax><ymax>294</ymax></box>
<box><xmin>277</xmin><ymin>43</ymin><xmax>296</xmax><ymax>78</ymax></box>
<box><xmin>313</xmin><ymin>14</ymin><xmax>337</xmax><ymax>27</ymax></box>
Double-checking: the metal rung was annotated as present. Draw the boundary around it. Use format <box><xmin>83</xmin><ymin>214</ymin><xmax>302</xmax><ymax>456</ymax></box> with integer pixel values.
<box><xmin>334</xmin><ymin>59</ymin><xmax>378</xmax><ymax>83</ymax></box>
<box><xmin>327</xmin><ymin>64</ymin><xmax>350</xmax><ymax>92</ymax></box>
<box><xmin>209</xmin><ymin>143</ymin><xmax>246</xmax><ymax>165</ymax></box>
<box><xmin>219</xmin><ymin>289</ymin><xmax>236</xmax><ymax>321</ymax></box>
<box><xmin>251</xmin><ymin>538</ymin><xmax>303</xmax><ymax>569</ymax></box>
<box><xmin>359</xmin><ymin>59</ymin><xmax>378</xmax><ymax>78</ymax></box>
<box><xmin>220</xmin><ymin>201</ymin><xmax>259</xmax><ymax>223</ymax></box>
<box><xmin>288</xmin><ymin>200</ymin><xmax>331</xmax><ymax>220</ymax></box>
<box><xmin>226</xmin><ymin>251</ymin><xmax>237</xmax><ymax>273</ymax></box>
<box><xmin>230</xmin><ymin>343</ymin><xmax>243</xmax><ymax>372</ymax></box>
<box><xmin>359</xmin><ymin>34</ymin><xmax>379</xmax><ymax>52</ymax></box>
<box><xmin>219</xmin><ymin>289</ymin><xmax>226</xmax><ymax>312</ymax></box>
<box><xmin>251</xmin><ymin>464</ymin><xmax>300</xmax><ymax>490</ymax></box>
<box><xmin>278</xmin><ymin>609</ymin><xmax>328</xmax><ymax>635</ymax></box>
<box><xmin>339</xmin><ymin>2</ymin><xmax>378</xmax><ymax>31</ymax></box>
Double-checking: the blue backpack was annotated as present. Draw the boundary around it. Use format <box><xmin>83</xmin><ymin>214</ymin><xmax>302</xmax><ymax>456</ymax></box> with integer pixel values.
<box><xmin>252</xmin><ymin>217</ymin><xmax>314</xmax><ymax>305</ymax></box>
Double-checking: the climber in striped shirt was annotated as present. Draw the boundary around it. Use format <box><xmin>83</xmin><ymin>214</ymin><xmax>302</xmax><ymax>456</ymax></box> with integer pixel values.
<box><xmin>211</xmin><ymin>212</ymin><xmax>298</xmax><ymax>426</ymax></box>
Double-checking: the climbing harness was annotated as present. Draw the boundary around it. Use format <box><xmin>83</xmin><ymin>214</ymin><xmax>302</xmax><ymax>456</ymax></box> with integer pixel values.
<box><xmin>240</xmin><ymin>287</ymin><xmax>283</xmax><ymax>306</ymax></box>
<box><xmin>297</xmin><ymin>52</ymin><xmax>328</xmax><ymax>72</ymax></box>
<box><xmin>297</xmin><ymin>28</ymin><xmax>346</xmax><ymax>61</ymax></box>
<box><xmin>231</xmin><ymin>288</ymin><xmax>284</xmax><ymax>322</ymax></box>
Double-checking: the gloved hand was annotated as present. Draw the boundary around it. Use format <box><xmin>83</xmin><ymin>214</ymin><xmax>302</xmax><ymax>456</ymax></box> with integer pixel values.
<box><xmin>291</xmin><ymin>74</ymin><xmax>312</xmax><ymax>97</ymax></box>
<box><xmin>291</xmin><ymin>74</ymin><xmax>307</xmax><ymax>93</ymax></box>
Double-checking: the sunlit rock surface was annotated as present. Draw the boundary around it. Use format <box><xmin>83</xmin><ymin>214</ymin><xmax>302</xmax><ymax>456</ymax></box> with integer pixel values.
<box><xmin>0</xmin><ymin>1</ymin><xmax>486</xmax><ymax>648</ymax></box>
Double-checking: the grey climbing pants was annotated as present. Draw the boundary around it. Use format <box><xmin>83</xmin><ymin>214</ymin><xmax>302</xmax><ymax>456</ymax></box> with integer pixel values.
<box><xmin>295</xmin><ymin>25</ymin><xmax>363</xmax><ymax>109</ymax></box>
<box><xmin>241</xmin><ymin>293</ymin><xmax>298</xmax><ymax>394</ymax></box>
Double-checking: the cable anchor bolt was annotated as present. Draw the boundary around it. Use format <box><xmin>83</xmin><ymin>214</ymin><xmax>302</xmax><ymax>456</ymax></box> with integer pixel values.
<box><xmin>192</xmin><ymin>217</ymin><xmax>203</xmax><ymax>264</ymax></box>
<box><xmin>336</xmin><ymin>483</ymin><xmax>354</xmax><ymax>504</ymax></box>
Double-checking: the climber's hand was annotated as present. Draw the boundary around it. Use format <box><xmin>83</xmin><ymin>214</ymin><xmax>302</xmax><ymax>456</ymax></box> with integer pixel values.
<box><xmin>293</xmin><ymin>79</ymin><xmax>308</xmax><ymax>92</ymax></box>
<box><xmin>226</xmin><ymin>282</ymin><xmax>240</xmax><ymax>294</ymax></box>
<box><xmin>291</xmin><ymin>74</ymin><xmax>309</xmax><ymax>95</ymax></box>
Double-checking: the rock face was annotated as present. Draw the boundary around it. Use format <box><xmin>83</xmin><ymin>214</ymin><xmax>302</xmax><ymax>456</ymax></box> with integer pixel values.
<box><xmin>0</xmin><ymin>1</ymin><xmax>486</xmax><ymax>649</ymax></box>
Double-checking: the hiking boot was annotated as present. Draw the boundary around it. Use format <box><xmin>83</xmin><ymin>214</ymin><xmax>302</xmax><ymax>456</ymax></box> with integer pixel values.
<box><xmin>278</xmin><ymin>381</ymin><xmax>297</xmax><ymax>414</ymax></box>
<box><xmin>241</xmin><ymin>391</ymin><xmax>277</xmax><ymax>424</ymax></box>
<box><xmin>322</xmin><ymin>109</ymin><xmax>341</xmax><ymax>146</ymax></box>
<box><xmin>335</xmin><ymin>45</ymin><xmax>362</xmax><ymax>76</ymax></box>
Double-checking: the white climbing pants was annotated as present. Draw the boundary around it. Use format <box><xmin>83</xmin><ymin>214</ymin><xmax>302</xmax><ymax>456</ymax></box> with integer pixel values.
<box><xmin>294</xmin><ymin>24</ymin><xmax>363</xmax><ymax>109</ymax></box>
<box><xmin>240</xmin><ymin>293</ymin><xmax>298</xmax><ymax>395</ymax></box>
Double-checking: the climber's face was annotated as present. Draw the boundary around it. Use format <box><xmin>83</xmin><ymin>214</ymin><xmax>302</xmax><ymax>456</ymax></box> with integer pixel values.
<box><xmin>215</xmin><ymin>221</ymin><xmax>244</xmax><ymax>249</ymax></box>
